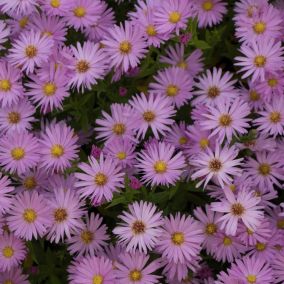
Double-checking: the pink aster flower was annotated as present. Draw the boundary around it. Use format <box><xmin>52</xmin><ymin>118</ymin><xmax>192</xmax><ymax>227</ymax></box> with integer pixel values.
<box><xmin>39</xmin><ymin>121</ymin><xmax>79</xmax><ymax>173</ymax></box>
<box><xmin>193</xmin><ymin>0</ymin><xmax>227</xmax><ymax>28</ymax></box>
<box><xmin>234</xmin><ymin>0</ymin><xmax>268</xmax><ymax>20</ymax></box>
<box><xmin>65</xmin><ymin>41</ymin><xmax>108</xmax><ymax>91</ymax></box>
<box><xmin>211</xmin><ymin>188</ymin><xmax>264</xmax><ymax>236</ymax></box>
<box><xmin>192</xmin><ymin>67</ymin><xmax>238</xmax><ymax>106</ymax></box>
<box><xmin>0</xmin><ymin>130</ymin><xmax>39</xmax><ymax>174</ymax></box>
<box><xmin>272</xmin><ymin>251</ymin><xmax>284</xmax><ymax>283</ymax></box>
<box><xmin>64</xmin><ymin>0</ymin><xmax>104</xmax><ymax>31</ymax></box>
<box><xmin>47</xmin><ymin>187</ymin><xmax>85</xmax><ymax>243</ymax></box>
<box><xmin>26</xmin><ymin>63</ymin><xmax>70</xmax><ymax>113</ymax></box>
<box><xmin>0</xmin><ymin>173</ymin><xmax>14</xmax><ymax>215</ymax></box>
<box><xmin>68</xmin><ymin>255</ymin><xmax>115</xmax><ymax>284</ymax></box>
<box><xmin>0</xmin><ymin>266</ymin><xmax>29</xmax><ymax>284</ymax></box>
<box><xmin>8</xmin><ymin>31</ymin><xmax>54</xmax><ymax>74</ymax></box>
<box><xmin>154</xmin><ymin>0</ymin><xmax>193</xmax><ymax>35</ymax></box>
<box><xmin>235</xmin><ymin>38</ymin><xmax>284</xmax><ymax>82</ymax></box>
<box><xmin>116</xmin><ymin>252</ymin><xmax>162</xmax><ymax>283</ymax></box>
<box><xmin>156</xmin><ymin>213</ymin><xmax>204</xmax><ymax>264</ymax></box>
<box><xmin>75</xmin><ymin>154</ymin><xmax>124</xmax><ymax>203</ymax></box>
<box><xmin>254</xmin><ymin>97</ymin><xmax>284</xmax><ymax>136</ymax></box>
<box><xmin>242</xmin><ymin>151</ymin><xmax>284</xmax><ymax>191</ymax></box>
<box><xmin>129</xmin><ymin>92</ymin><xmax>176</xmax><ymax>139</ymax></box>
<box><xmin>200</xmin><ymin>98</ymin><xmax>251</xmax><ymax>143</ymax></box>
<box><xmin>0</xmin><ymin>233</ymin><xmax>27</xmax><ymax>272</ymax></box>
<box><xmin>29</xmin><ymin>14</ymin><xmax>68</xmax><ymax>46</ymax></box>
<box><xmin>0</xmin><ymin>99</ymin><xmax>35</xmax><ymax>134</ymax></box>
<box><xmin>7</xmin><ymin>191</ymin><xmax>51</xmax><ymax>240</ymax></box>
<box><xmin>160</xmin><ymin>44</ymin><xmax>203</xmax><ymax>77</ymax></box>
<box><xmin>40</xmin><ymin>0</ymin><xmax>70</xmax><ymax>16</ymax></box>
<box><xmin>102</xmin><ymin>21</ymin><xmax>147</xmax><ymax>72</ymax></box>
<box><xmin>0</xmin><ymin>21</ymin><xmax>9</xmax><ymax>50</ymax></box>
<box><xmin>136</xmin><ymin>141</ymin><xmax>186</xmax><ymax>186</ymax></box>
<box><xmin>0</xmin><ymin>61</ymin><xmax>24</xmax><ymax>108</ymax></box>
<box><xmin>235</xmin><ymin>4</ymin><xmax>282</xmax><ymax>43</ymax></box>
<box><xmin>0</xmin><ymin>0</ymin><xmax>38</xmax><ymax>16</ymax></box>
<box><xmin>67</xmin><ymin>213</ymin><xmax>109</xmax><ymax>256</ymax></box>
<box><xmin>95</xmin><ymin>103</ymin><xmax>138</xmax><ymax>143</ymax></box>
<box><xmin>191</xmin><ymin>144</ymin><xmax>243</xmax><ymax>188</ymax></box>
<box><xmin>113</xmin><ymin>201</ymin><xmax>163</xmax><ymax>253</ymax></box>
<box><xmin>150</xmin><ymin>67</ymin><xmax>193</xmax><ymax>108</ymax></box>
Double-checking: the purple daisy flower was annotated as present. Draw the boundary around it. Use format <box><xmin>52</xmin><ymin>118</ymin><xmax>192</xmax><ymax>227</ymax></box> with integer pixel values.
<box><xmin>235</xmin><ymin>38</ymin><xmax>284</xmax><ymax>82</ymax></box>
<box><xmin>39</xmin><ymin>0</ymin><xmax>70</xmax><ymax>17</ymax></box>
<box><xmin>0</xmin><ymin>233</ymin><xmax>27</xmax><ymax>272</ymax></box>
<box><xmin>39</xmin><ymin>121</ymin><xmax>79</xmax><ymax>173</ymax></box>
<box><xmin>67</xmin><ymin>213</ymin><xmax>109</xmax><ymax>257</ymax></box>
<box><xmin>156</xmin><ymin>213</ymin><xmax>204</xmax><ymax>264</ymax></box>
<box><xmin>47</xmin><ymin>187</ymin><xmax>85</xmax><ymax>243</ymax></box>
<box><xmin>0</xmin><ymin>266</ymin><xmax>29</xmax><ymax>284</ymax></box>
<box><xmin>7</xmin><ymin>191</ymin><xmax>52</xmax><ymax>240</ymax></box>
<box><xmin>0</xmin><ymin>99</ymin><xmax>35</xmax><ymax>134</ymax></box>
<box><xmin>75</xmin><ymin>154</ymin><xmax>124</xmax><ymax>203</ymax></box>
<box><xmin>102</xmin><ymin>21</ymin><xmax>147</xmax><ymax>72</ymax></box>
<box><xmin>116</xmin><ymin>252</ymin><xmax>162</xmax><ymax>283</ymax></box>
<box><xmin>0</xmin><ymin>130</ymin><xmax>39</xmax><ymax>174</ymax></box>
<box><xmin>272</xmin><ymin>251</ymin><xmax>284</xmax><ymax>283</ymax></box>
<box><xmin>113</xmin><ymin>201</ymin><xmax>164</xmax><ymax>253</ymax></box>
<box><xmin>0</xmin><ymin>61</ymin><xmax>24</xmax><ymax>108</ymax></box>
<box><xmin>136</xmin><ymin>141</ymin><xmax>186</xmax><ymax>186</ymax></box>
<box><xmin>129</xmin><ymin>92</ymin><xmax>176</xmax><ymax>139</ymax></box>
<box><xmin>0</xmin><ymin>0</ymin><xmax>38</xmax><ymax>16</ymax></box>
<box><xmin>0</xmin><ymin>173</ymin><xmax>14</xmax><ymax>215</ymax></box>
<box><xmin>150</xmin><ymin>67</ymin><xmax>193</xmax><ymax>108</ymax></box>
<box><xmin>8</xmin><ymin>30</ymin><xmax>54</xmax><ymax>74</ymax></box>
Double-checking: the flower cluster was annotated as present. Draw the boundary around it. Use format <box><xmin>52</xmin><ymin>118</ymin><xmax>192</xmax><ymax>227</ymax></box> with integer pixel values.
<box><xmin>0</xmin><ymin>0</ymin><xmax>283</xmax><ymax>283</ymax></box>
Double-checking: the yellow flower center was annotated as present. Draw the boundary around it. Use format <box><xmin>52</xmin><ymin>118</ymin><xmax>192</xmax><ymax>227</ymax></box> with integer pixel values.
<box><xmin>270</xmin><ymin>111</ymin><xmax>281</xmax><ymax>123</ymax></box>
<box><xmin>23</xmin><ymin>208</ymin><xmax>37</xmax><ymax>223</ymax></box>
<box><xmin>116</xmin><ymin>151</ymin><xmax>126</xmax><ymax>160</ymax></box>
<box><xmin>2</xmin><ymin>246</ymin><xmax>14</xmax><ymax>258</ymax></box>
<box><xmin>8</xmin><ymin>112</ymin><xmax>21</xmax><ymax>124</ymax></box>
<box><xmin>129</xmin><ymin>269</ymin><xmax>142</xmax><ymax>281</ymax></box>
<box><xmin>231</xmin><ymin>203</ymin><xmax>245</xmax><ymax>216</ymax></box>
<box><xmin>42</xmin><ymin>31</ymin><xmax>53</xmax><ymax>37</ymax></box>
<box><xmin>207</xmin><ymin>86</ymin><xmax>220</xmax><ymax>98</ymax></box>
<box><xmin>253</xmin><ymin>22</ymin><xmax>266</xmax><ymax>34</ymax></box>
<box><xmin>76</xmin><ymin>60</ymin><xmax>90</xmax><ymax>73</ymax></box>
<box><xmin>169</xmin><ymin>11</ymin><xmax>181</xmax><ymax>23</ymax></box>
<box><xmin>219</xmin><ymin>114</ymin><xmax>232</xmax><ymax>126</ymax></box>
<box><xmin>131</xmin><ymin>220</ymin><xmax>145</xmax><ymax>234</ymax></box>
<box><xmin>202</xmin><ymin>1</ymin><xmax>214</xmax><ymax>11</ymax></box>
<box><xmin>247</xmin><ymin>228</ymin><xmax>254</xmax><ymax>235</ymax></box>
<box><xmin>23</xmin><ymin>176</ymin><xmax>37</xmax><ymax>190</ymax></box>
<box><xmin>256</xmin><ymin>242</ymin><xmax>266</xmax><ymax>251</ymax></box>
<box><xmin>166</xmin><ymin>84</ymin><xmax>179</xmax><ymax>97</ymax></box>
<box><xmin>199</xmin><ymin>138</ymin><xmax>209</xmax><ymax>149</ymax></box>
<box><xmin>54</xmin><ymin>208</ymin><xmax>68</xmax><ymax>222</ymax></box>
<box><xmin>43</xmin><ymin>82</ymin><xmax>57</xmax><ymax>96</ymax></box>
<box><xmin>51</xmin><ymin>144</ymin><xmax>64</xmax><ymax>158</ymax></box>
<box><xmin>268</xmin><ymin>78</ymin><xmax>278</xmax><ymax>87</ymax></box>
<box><xmin>229</xmin><ymin>184</ymin><xmax>236</xmax><ymax>192</ymax></box>
<box><xmin>246</xmin><ymin>274</ymin><xmax>256</xmax><ymax>283</ymax></box>
<box><xmin>249</xmin><ymin>90</ymin><xmax>260</xmax><ymax>101</ymax></box>
<box><xmin>3</xmin><ymin>280</ymin><xmax>13</xmax><ymax>284</ymax></box>
<box><xmin>146</xmin><ymin>25</ymin><xmax>157</xmax><ymax>36</ymax></box>
<box><xmin>0</xmin><ymin>79</ymin><xmax>11</xmax><ymax>92</ymax></box>
<box><xmin>93</xmin><ymin>275</ymin><xmax>103</xmax><ymax>284</ymax></box>
<box><xmin>94</xmin><ymin>172</ymin><xmax>108</xmax><ymax>186</ymax></box>
<box><xmin>277</xmin><ymin>219</ymin><xmax>284</xmax><ymax>229</ymax></box>
<box><xmin>19</xmin><ymin>16</ymin><xmax>29</xmax><ymax>28</ymax></box>
<box><xmin>143</xmin><ymin>111</ymin><xmax>155</xmax><ymax>122</ymax></box>
<box><xmin>11</xmin><ymin>147</ymin><xmax>25</xmax><ymax>160</ymax></box>
<box><xmin>81</xmin><ymin>230</ymin><xmax>93</xmax><ymax>244</ymax></box>
<box><xmin>177</xmin><ymin>60</ymin><xmax>187</xmax><ymax>69</ymax></box>
<box><xmin>112</xmin><ymin>123</ymin><xmax>126</xmax><ymax>135</ymax></box>
<box><xmin>154</xmin><ymin>160</ymin><xmax>167</xmax><ymax>173</ymax></box>
<box><xmin>171</xmin><ymin>232</ymin><xmax>185</xmax><ymax>245</ymax></box>
<box><xmin>119</xmin><ymin>41</ymin><xmax>132</xmax><ymax>54</ymax></box>
<box><xmin>179</xmin><ymin>136</ymin><xmax>188</xmax><ymax>145</ymax></box>
<box><xmin>254</xmin><ymin>55</ymin><xmax>266</xmax><ymax>67</ymax></box>
<box><xmin>25</xmin><ymin>45</ymin><xmax>38</xmax><ymax>58</ymax></box>
<box><xmin>208</xmin><ymin>159</ymin><xmax>222</xmax><ymax>172</ymax></box>
<box><xmin>73</xmin><ymin>6</ymin><xmax>86</xmax><ymax>18</ymax></box>
<box><xmin>223</xmin><ymin>236</ymin><xmax>232</xmax><ymax>246</ymax></box>
<box><xmin>206</xmin><ymin>223</ymin><xmax>217</xmax><ymax>235</ymax></box>
<box><xmin>50</xmin><ymin>0</ymin><xmax>60</xmax><ymax>8</ymax></box>
<box><xmin>258</xmin><ymin>163</ymin><xmax>271</xmax><ymax>176</ymax></box>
